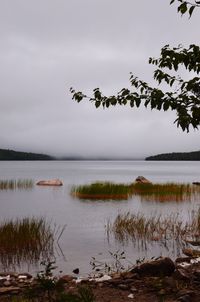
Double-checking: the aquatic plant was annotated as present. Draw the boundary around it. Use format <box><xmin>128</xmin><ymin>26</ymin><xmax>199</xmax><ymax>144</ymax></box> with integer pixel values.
<box><xmin>0</xmin><ymin>217</ymin><xmax>55</xmax><ymax>270</ymax></box>
<box><xmin>71</xmin><ymin>182</ymin><xmax>131</xmax><ymax>200</ymax></box>
<box><xmin>106</xmin><ymin>209</ymin><xmax>200</xmax><ymax>247</ymax></box>
<box><xmin>90</xmin><ymin>250</ymin><xmax>126</xmax><ymax>274</ymax></box>
<box><xmin>130</xmin><ymin>182</ymin><xmax>200</xmax><ymax>202</ymax></box>
<box><xmin>71</xmin><ymin>181</ymin><xmax>200</xmax><ymax>202</ymax></box>
<box><xmin>0</xmin><ymin>179</ymin><xmax>34</xmax><ymax>190</ymax></box>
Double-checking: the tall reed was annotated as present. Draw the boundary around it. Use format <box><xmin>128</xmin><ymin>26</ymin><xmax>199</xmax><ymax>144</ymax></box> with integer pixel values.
<box><xmin>0</xmin><ymin>179</ymin><xmax>34</xmax><ymax>190</ymax></box>
<box><xmin>106</xmin><ymin>209</ymin><xmax>200</xmax><ymax>247</ymax></box>
<box><xmin>72</xmin><ymin>181</ymin><xmax>200</xmax><ymax>202</ymax></box>
<box><xmin>130</xmin><ymin>182</ymin><xmax>200</xmax><ymax>202</ymax></box>
<box><xmin>71</xmin><ymin>182</ymin><xmax>131</xmax><ymax>200</ymax></box>
<box><xmin>0</xmin><ymin>217</ymin><xmax>55</xmax><ymax>270</ymax></box>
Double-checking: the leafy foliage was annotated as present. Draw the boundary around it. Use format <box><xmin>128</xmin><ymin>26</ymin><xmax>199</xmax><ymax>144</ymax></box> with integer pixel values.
<box><xmin>70</xmin><ymin>1</ymin><xmax>200</xmax><ymax>132</ymax></box>
<box><xmin>71</xmin><ymin>44</ymin><xmax>200</xmax><ymax>132</ymax></box>
<box><xmin>169</xmin><ymin>0</ymin><xmax>200</xmax><ymax>17</ymax></box>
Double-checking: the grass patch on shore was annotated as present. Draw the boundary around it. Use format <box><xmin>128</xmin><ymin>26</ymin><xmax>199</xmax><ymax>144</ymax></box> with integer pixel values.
<box><xmin>106</xmin><ymin>209</ymin><xmax>200</xmax><ymax>246</ymax></box>
<box><xmin>71</xmin><ymin>181</ymin><xmax>200</xmax><ymax>202</ymax></box>
<box><xmin>0</xmin><ymin>179</ymin><xmax>34</xmax><ymax>190</ymax></box>
<box><xmin>0</xmin><ymin>217</ymin><xmax>55</xmax><ymax>269</ymax></box>
<box><xmin>71</xmin><ymin>182</ymin><xmax>131</xmax><ymax>200</ymax></box>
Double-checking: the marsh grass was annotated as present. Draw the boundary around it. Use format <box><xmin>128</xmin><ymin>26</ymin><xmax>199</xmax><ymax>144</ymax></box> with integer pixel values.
<box><xmin>107</xmin><ymin>209</ymin><xmax>200</xmax><ymax>248</ymax></box>
<box><xmin>71</xmin><ymin>181</ymin><xmax>200</xmax><ymax>202</ymax></box>
<box><xmin>0</xmin><ymin>179</ymin><xmax>34</xmax><ymax>190</ymax></box>
<box><xmin>0</xmin><ymin>217</ymin><xmax>56</xmax><ymax>270</ymax></box>
<box><xmin>71</xmin><ymin>182</ymin><xmax>131</xmax><ymax>200</ymax></box>
<box><xmin>130</xmin><ymin>182</ymin><xmax>200</xmax><ymax>202</ymax></box>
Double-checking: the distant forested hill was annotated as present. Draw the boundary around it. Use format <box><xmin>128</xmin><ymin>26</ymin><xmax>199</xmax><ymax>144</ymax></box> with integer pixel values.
<box><xmin>146</xmin><ymin>151</ymin><xmax>200</xmax><ymax>161</ymax></box>
<box><xmin>0</xmin><ymin>149</ymin><xmax>54</xmax><ymax>160</ymax></box>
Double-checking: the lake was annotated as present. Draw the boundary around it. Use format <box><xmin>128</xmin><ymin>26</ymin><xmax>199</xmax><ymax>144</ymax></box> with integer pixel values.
<box><xmin>0</xmin><ymin>160</ymin><xmax>200</xmax><ymax>276</ymax></box>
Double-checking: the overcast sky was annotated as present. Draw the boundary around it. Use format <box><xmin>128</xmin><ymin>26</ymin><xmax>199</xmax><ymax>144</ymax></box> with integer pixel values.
<box><xmin>0</xmin><ymin>0</ymin><xmax>199</xmax><ymax>158</ymax></box>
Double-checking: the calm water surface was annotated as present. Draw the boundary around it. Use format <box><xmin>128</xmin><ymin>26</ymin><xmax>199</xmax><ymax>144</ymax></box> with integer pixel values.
<box><xmin>0</xmin><ymin>160</ymin><xmax>200</xmax><ymax>275</ymax></box>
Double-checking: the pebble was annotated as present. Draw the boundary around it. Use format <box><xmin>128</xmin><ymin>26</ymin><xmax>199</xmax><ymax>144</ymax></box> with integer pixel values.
<box><xmin>118</xmin><ymin>284</ymin><xmax>130</xmax><ymax>290</ymax></box>
<box><xmin>130</xmin><ymin>286</ymin><xmax>138</xmax><ymax>293</ymax></box>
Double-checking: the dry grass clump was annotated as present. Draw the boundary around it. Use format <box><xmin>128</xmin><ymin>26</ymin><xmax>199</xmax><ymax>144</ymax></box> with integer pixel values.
<box><xmin>71</xmin><ymin>182</ymin><xmax>131</xmax><ymax>200</ymax></box>
<box><xmin>0</xmin><ymin>179</ymin><xmax>34</xmax><ymax>190</ymax></box>
<box><xmin>107</xmin><ymin>209</ymin><xmax>200</xmax><ymax>246</ymax></box>
<box><xmin>0</xmin><ymin>217</ymin><xmax>55</xmax><ymax>269</ymax></box>
<box><xmin>130</xmin><ymin>182</ymin><xmax>200</xmax><ymax>202</ymax></box>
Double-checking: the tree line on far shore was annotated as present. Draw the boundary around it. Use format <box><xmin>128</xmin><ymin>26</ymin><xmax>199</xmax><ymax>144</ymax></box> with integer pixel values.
<box><xmin>0</xmin><ymin>149</ymin><xmax>54</xmax><ymax>161</ymax></box>
<box><xmin>146</xmin><ymin>150</ymin><xmax>200</xmax><ymax>161</ymax></box>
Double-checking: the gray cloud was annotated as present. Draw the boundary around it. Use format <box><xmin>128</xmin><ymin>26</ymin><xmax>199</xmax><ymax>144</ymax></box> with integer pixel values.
<box><xmin>0</xmin><ymin>0</ymin><xmax>199</xmax><ymax>158</ymax></box>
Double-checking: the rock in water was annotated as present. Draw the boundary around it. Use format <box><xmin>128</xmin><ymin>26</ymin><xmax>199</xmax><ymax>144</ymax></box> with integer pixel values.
<box><xmin>135</xmin><ymin>176</ymin><xmax>152</xmax><ymax>184</ymax></box>
<box><xmin>72</xmin><ymin>268</ymin><xmax>79</xmax><ymax>275</ymax></box>
<box><xmin>36</xmin><ymin>179</ymin><xmax>63</xmax><ymax>186</ymax></box>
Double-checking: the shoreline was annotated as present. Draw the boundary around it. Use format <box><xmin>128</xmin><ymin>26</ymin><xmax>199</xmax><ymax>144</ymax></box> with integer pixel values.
<box><xmin>1</xmin><ymin>256</ymin><xmax>200</xmax><ymax>301</ymax></box>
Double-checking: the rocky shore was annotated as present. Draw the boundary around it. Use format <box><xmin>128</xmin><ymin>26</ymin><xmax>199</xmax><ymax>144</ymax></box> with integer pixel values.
<box><xmin>1</xmin><ymin>255</ymin><xmax>200</xmax><ymax>301</ymax></box>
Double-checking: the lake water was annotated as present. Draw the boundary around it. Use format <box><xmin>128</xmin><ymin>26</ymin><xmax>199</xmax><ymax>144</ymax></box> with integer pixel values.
<box><xmin>0</xmin><ymin>160</ymin><xmax>200</xmax><ymax>275</ymax></box>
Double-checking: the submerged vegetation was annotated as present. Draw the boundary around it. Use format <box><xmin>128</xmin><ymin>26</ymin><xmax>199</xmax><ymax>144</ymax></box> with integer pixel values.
<box><xmin>0</xmin><ymin>179</ymin><xmax>34</xmax><ymax>190</ymax></box>
<box><xmin>71</xmin><ymin>181</ymin><xmax>200</xmax><ymax>202</ymax></box>
<box><xmin>106</xmin><ymin>209</ymin><xmax>200</xmax><ymax>249</ymax></box>
<box><xmin>0</xmin><ymin>217</ymin><xmax>56</xmax><ymax>270</ymax></box>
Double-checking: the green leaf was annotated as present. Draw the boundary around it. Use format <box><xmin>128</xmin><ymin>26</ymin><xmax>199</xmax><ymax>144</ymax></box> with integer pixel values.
<box><xmin>95</xmin><ymin>101</ymin><xmax>101</xmax><ymax>108</ymax></box>
<box><xmin>178</xmin><ymin>2</ymin><xmax>188</xmax><ymax>14</ymax></box>
<box><xmin>189</xmin><ymin>5</ymin><xmax>195</xmax><ymax>17</ymax></box>
<box><xmin>135</xmin><ymin>99</ymin><xmax>141</xmax><ymax>107</ymax></box>
<box><xmin>163</xmin><ymin>101</ymin><xmax>170</xmax><ymax>111</ymax></box>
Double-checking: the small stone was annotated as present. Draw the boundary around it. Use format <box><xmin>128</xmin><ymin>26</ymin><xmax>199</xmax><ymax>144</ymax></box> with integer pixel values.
<box><xmin>59</xmin><ymin>275</ymin><xmax>74</xmax><ymax>283</ymax></box>
<box><xmin>73</xmin><ymin>268</ymin><xmax>79</xmax><ymax>274</ymax></box>
<box><xmin>175</xmin><ymin>257</ymin><xmax>192</xmax><ymax>264</ymax></box>
<box><xmin>182</xmin><ymin>248</ymin><xmax>200</xmax><ymax>257</ymax></box>
<box><xmin>158</xmin><ymin>289</ymin><xmax>166</xmax><ymax>296</ymax></box>
<box><xmin>128</xmin><ymin>293</ymin><xmax>134</xmax><ymax>299</ymax></box>
<box><xmin>194</xmin><ymin>269</ymin><xmax>200</xmax><ymax>279</ymax></box>
<box><xmin>3</xmin><ymin>281</ymin><xmax>11</xmax><ymax>287</ymax></box>
<box><xmin>173</xmin><ymin>268</ymin><xmax>190</xmax><ymax>280</ymax></box>
<box><xmin>118</xmin><ymin>284</ymin><xmax>130</xmax><ymax>290</ymax></box>
<box><xmin>94</xmin><ymin>275</ymin><xmax>112</xmax><ymax>282</ymax></box>
<box><xmin>130</xmin><ymin>286</ymin><xmax>138</xmax><ymax>293</ymax></box>
<box><xmin>164</xmin><ymin>276</ymin><xmax>176</xmax><ymax>288</ymax></box>
<box><xmin>0</xmin><ymin>287</ymin><xmax>20</xmax><ymax>294</ymax></box>
<box><xmin>177</xmin><ymin>290</ymin><xmax>195</xmax><ymax>302</ymax></box>
<box><xmin>18</xmin><ymin>275</ymin><xmax>27</xmax><ymax>280</ymax></box>
<box><xmin>177</xmin><ymin>295</ymin><xmax>192</xmax><ymax>302</ymax></box>
<box><xmin>121</xmin><ymin>272</ymin><xmax>138</xmax><ymax>279</ymax></box>
<box><xmin>112</xmin><ymin>273</ymin><xmax>121</xmax><ymax>279</ymax></box>
<box><xmin>18</xmin><ymin>273</ymin><xmax>32</xmax><ymax>279</ymax></box>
